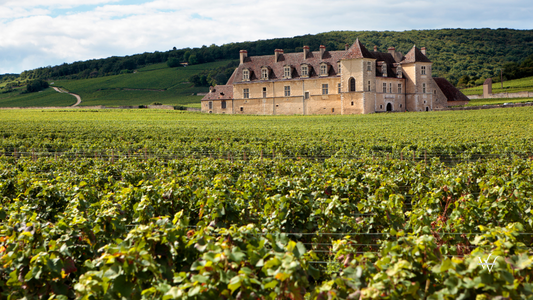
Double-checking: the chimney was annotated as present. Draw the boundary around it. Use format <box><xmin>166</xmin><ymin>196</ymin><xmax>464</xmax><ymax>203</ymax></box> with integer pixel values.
<box><xmin>209</xmin><ymin>86</ymin><xmax>214</xmax><ymax>92</ymax></box>
<box><xmin>239</xmin><ymin>50</ymin><xmax>247</xmax><ymax>65</ymax></box>
<box><xmin>303</xmin><ymin>46</ymin><xmax>310</xmax><ymax>60</ymax></box>
<box><xmin>345</xmin><ymin>44</ymin><xmax>349</xmax><ymax>51</ymax></box>
<box><xmin>374</xmin><ymin>46</ymin><xmax>378</xmax><ymax>52</ymax></box>
<box><xmin>319</xmin><ymin>45</ymin><xmax>326</xmax><ymax>59</ymax></box>
<box><xmin>388</xmin><ymin>47</ymin><xmax>395</xmax><ymax>55</ymax></box>
<box><xmin>274</xmin><ymin>49</ymin><xmax>283</xmax><ymax>63</ymax></box>
<box><xmin>421</xmin><ymin>47</ymin><xmax>427</xmax><ymax>55</ymax></box>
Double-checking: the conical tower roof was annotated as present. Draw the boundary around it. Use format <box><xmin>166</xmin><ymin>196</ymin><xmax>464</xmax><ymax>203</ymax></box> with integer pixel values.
<box><xmin>342</xmin><ymin>38</ymin><xmax>374</xmax><ymax>59</ymax></box>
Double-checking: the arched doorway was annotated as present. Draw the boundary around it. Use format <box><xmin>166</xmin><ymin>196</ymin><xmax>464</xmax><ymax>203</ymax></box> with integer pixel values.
<box><xmin>386</xmin><ymin>103</ymin><xmax>392</xmax><ymax>112</ymax></box>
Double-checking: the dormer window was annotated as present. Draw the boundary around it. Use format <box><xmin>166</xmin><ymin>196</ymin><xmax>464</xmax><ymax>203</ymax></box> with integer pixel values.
<box><xmin>243</xmin><ymin>69</ymin><xmax>250</xmax><ymax>81</ymax></box>
<box><xmin>301</xmin><ymin>65</ymin><xmax>309</xmax><ymax>77</ymax></box>
<box><xmin>396</xmin><ymin>66</ymin><xmax>402</xmax><ymax>78</ymax></box>
<box><xmin>261</xmin><ymin>67</ymin><xmax>269</xmax><ymax>80</ymax></box>
<box><xmin>421</xmin><ymin>66</ymin><xmax>426</xmax><ymax>75</ymax></box>
<box><xmin>381</xmin><ymin>63</ymin><xmax>387</xmax><ymax>77</ymax></box>
<box><xmin>284</xmin><ymin>66</ymin><xmax>292</xmax><ymax>79</ymax></box>
<box><xmin>367</xmin><ymin>61</ymin><xmax>372</xmax><ymax>71</ymax></box>
<box><xmin>320</xmin><ymin>63</ymin><xmax>328</xmax><ymax>76</ymax></box>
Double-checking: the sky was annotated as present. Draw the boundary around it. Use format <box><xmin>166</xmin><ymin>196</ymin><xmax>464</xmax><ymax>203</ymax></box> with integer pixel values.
<box><xmin>1</xmin><ymin>0</ymin><xmax>533</xmax><ymax>74</ymax></box>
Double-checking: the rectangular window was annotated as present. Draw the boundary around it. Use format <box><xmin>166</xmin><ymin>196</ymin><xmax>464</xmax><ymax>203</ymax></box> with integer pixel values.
<box><xmin>398</xmin><ymin>84</ymin><xmax>402</xmax><ymax>94</ymax></box>
<box><xmin>221</xmin><ymin>100</ymin><xmax>226</xmax><ymax>109</ymax></box>
<box><xmin>382</xmin><ymin>83</ymin><xmax>386</xmax><ymax>93</ymax></box>
<box><xmin>422</xmin><ymin>83</ymin><xmax>426</xmax><ymax>93</ymax></box>
<box><xmin>338</xmin><ymin>83</ymin><xmax>341</xmax><ymax>93</ymax></box>
<box><xmin>284</xmin><ymin>86</ymin><xmax>290</xmax><ymax>97</ymax></box>
<box><xmin>367</xmin><ymin>81</ymin><xmax>371</xmax><ymax>91</ymax></box>
<box><xmin>367</xmin><ymin>61</ymin><xmax>372</xmax><ymax>71</ymax></box>
<box><xmin>243</xmin><ymin>88</ymin><xmax>249</xmax><ymax>99</ymax></box>
<box><xmin>240</xmin><ymin>107</ymin><xmax>243</xmax><ymax>112</ymax></box>
<box><xmin>322</xmin><ymin>84</ymin><xmax>328</xmax><ymax>95</ymax></box>
<box><xmin>284</xmin><ymin>66</ymin><xmax>291</xmax><ymax>78</ymax></box>
<box><xmin>261</xmin><ymin>68</ymin><xmax>268</xmax><ymax>80</ymax></box>
<box><xmin>320</xmin><ymin>64</ymin><xmax>327</xmax><ymax>76</ymax></box>
<box><xmin>304</xmin><ymin>91</ymin><xmax>309</xmax><ymax>99</ymax></box>
<box><xmin>338</xmin><ymin>63</ymin><xmax>341</xmax><ymax>74</ymax></box>
<box><xmin>301</xmin><ymin>65</ymin><xmax>308</xmax><ymax>77</ymax></box>
<box><xmin>263</xmin><ymin>87</ymin><xmax>267</xmax><ymax>98</ymax></box>
<box><xmin>421</xmin><ymin>66</ymin><xmax>426</xmax><ymax>75</ymax></box>
<box><xmin>389</xmin><ymin>83</ymin><xmax>392</xmax><ymax>93</ymax></box>
<box><xmin>243</xmin><ymin>70</ymin><xmax>249</xmax><ymax>81</ymax></box>
<box><xmin>208</xmin><ymin>101</ymin><xmax>213</xmax><ymax>109</ymax></box>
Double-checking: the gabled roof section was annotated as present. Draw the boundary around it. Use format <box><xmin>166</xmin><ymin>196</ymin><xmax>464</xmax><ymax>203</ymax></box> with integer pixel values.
<box><xmin>341</xmin><ymin>39</ymin><xmax>374</xmax><ymax>60</ymax></box>
<box><xmin>401</xmin><ymin>46</ymin><xmax>431</xmax><ymax>63</ymax></box>
<box><xmin>433</xmin><ymin>78</ymin><xmax>470</xmax><ymax>102</ymax></box>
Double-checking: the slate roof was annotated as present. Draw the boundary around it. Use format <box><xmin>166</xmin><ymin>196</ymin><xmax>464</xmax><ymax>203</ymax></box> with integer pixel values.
<box><xmin>401</xmin><ymin>46</ymin><xmax>432</xmax><ymax>63</ymax></box>
<box><xmin>433</xmin><ymin>77</ymin><xmax>470</xmax><ymax>102</ymax></box>
<box><xmin>201</xmin><ymin>85</ymin><xmax>233</xmax><ymax>101</ymax></box>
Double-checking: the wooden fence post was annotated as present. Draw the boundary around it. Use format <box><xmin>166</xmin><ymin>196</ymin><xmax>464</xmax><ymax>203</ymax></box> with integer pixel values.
<box><xmin>260</xmin><ymin>149</ymin><xmax>263</xmax><ymax>161</ymax></box>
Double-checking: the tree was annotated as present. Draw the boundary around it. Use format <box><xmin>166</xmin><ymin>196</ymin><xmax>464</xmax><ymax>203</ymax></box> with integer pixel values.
<box><xmin>167</xmin><ymin>58</ymin><xmax>180</xmax><ymax>68</ymax></box>
<box><xmin>26</xmin><ymin>79</ymin><xmax>49</xmax><ymax>93</ymax></box>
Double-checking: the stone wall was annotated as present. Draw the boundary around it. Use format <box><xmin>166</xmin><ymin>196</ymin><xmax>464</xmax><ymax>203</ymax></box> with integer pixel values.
<box><xmin>468</xmin><ymin>91</ymin><xmax>533</xmax><ymax>99</ymax></box>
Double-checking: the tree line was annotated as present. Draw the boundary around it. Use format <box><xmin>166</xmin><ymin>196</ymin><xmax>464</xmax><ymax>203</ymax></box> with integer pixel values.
<box><xmin>16</xmin><ymin>28</ymin><xmax>533</xmax><ymax>86</ymax></box>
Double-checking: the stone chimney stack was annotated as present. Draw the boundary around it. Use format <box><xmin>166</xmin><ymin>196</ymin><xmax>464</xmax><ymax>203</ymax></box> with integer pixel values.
<box><xmin>388</xmin><ymin>47</ymin><xmax>395</xmax><ymax>55</ymax></box>
<box><xmin>374</xmin><ymin>46</ymin><xmax>378</xmax><ymax>52</ymax></box>
<box><xmin>319</xmin><ymin>45</ymin><xmax>326</xmax><ymax>59</ymax></box>
<box><xmin>239</xmin><ymin>50</ymin><xmax>247</xmax><ymax>65</ymax></box>
<box><xmin>303</xmin><ymin>46</ymin><xmax>310</xmax><ymax>60</ymax></box>
<box><xmin>345</xmin><ymin>44</ymin><xmax>349</xmax><ymax>51</ymax></box>
<box><xmin>274</xmin><ymin>49</ymin><xmax>283</xmax><ymax>63</ymax></box>
<box><xmin>421</xmin><ymin>47</ymin><xmax>427</xmax><ymax>56</ymax></box>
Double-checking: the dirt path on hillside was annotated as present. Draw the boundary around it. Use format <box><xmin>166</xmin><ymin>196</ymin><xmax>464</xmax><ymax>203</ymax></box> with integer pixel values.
<box><xmin>52</xmin><ymin>87</ymin><xmax>82</xmax><ymax>106</ymax></box>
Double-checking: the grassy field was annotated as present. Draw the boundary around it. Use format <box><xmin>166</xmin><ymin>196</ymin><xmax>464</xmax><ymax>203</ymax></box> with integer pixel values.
<box><xmin>0</xmin><ymin>87</ymin><xmax>76</xmax><ymax>107</ymax></box>
<box><xmin>1</xmin><ymin>106</ymin><xmax>532</xmax><ymax>157</ymax></box>
<box><xmin>53</xmin><ymin>60</ymin><xmax>233</xmax><ymax>107</ymax></box>
<box><xmin>465</xmin><ymin>97</ymin><xmax>533</xmax><ymax>106</ymax></box>
<box><xmin>462</xmin><ymin>76</ymin><xmax>533</xmax><ymax>95</ymax></box>
<box><xmin>0</xmin><ymin>60</ymin><xmax>234</xmax><ymax>108</ymax></box>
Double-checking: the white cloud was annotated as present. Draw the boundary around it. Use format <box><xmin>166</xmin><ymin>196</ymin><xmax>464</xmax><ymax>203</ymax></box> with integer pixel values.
<box><xmin>1</xmin><ymin>0</ymin><xmax>533</xmax><ymax>73</ymax></box>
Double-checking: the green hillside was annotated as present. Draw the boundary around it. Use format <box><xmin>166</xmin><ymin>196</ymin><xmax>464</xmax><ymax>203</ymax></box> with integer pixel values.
<box><xmin>462</xmin><ymin>76</ymin><xmax>533</xmax><ymax>95</ymax></box>
<box><xmin>0</xmin><ymin>87</ymin><xmax>76</xmax><ymax>107</ymax></box>
<box><xmin>1</xmin><ymin>60</ymin><xmax>234</xmax><ymax>108</ymax></box>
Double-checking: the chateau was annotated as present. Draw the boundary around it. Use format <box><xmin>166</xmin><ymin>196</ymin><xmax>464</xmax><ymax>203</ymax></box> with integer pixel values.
<box><xmin>201</xmin><ymin>39</ymin><xmax>469</xmax><ymax>115</ymax></box>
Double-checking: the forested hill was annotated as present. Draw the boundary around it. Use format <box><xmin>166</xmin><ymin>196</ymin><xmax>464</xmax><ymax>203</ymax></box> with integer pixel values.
<box><xmin>19</xmin><ymin>28</ymin><xmax>533</xmax><ymax>86</ymax></box>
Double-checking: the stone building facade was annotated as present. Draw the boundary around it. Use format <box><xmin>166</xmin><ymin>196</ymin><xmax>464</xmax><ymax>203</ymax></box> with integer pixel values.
<box><xmin>202</xmin><ymin>39</ymin><xmax>468</xmax><ymax>115</ymax></box>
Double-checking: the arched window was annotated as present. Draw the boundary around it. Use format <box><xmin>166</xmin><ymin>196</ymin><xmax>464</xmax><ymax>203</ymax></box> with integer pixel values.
<box><xmin>349</xmin><ymin>78</ymin><xmax>356</xmax><ymax>92</ymax></box>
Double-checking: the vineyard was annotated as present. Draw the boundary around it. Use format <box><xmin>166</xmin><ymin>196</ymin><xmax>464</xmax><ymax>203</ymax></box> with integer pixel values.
<box><xmin>1</xmin><ymin>108</ymin><xmax>533</xmax><ymax>299</ymax></box>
